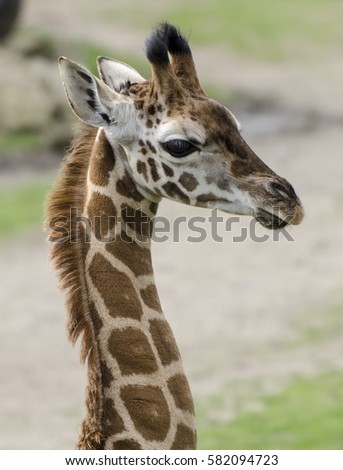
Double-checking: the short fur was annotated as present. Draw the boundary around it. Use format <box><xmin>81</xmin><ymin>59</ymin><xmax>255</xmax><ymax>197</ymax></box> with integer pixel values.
<box><xmin>46</xmin><ymin>22</ymin><xmax>303</xmax><ymax>450</ymax></box>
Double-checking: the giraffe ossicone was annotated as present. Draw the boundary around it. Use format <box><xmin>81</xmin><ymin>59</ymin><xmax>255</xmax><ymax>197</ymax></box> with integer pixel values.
<box><xmin>46</xmin><ymin>23</ymin><xmax>304</xmax><ymax>450</ymax></box>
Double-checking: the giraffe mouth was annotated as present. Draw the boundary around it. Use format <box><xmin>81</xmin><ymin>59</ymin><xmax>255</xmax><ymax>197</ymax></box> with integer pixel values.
<box><xmin>254</xmin><ymin>208</ymin><xmax>289</xmax><ymax>230</ymax></box>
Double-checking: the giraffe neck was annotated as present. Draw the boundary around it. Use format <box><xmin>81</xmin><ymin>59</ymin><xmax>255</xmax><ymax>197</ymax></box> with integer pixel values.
<box><xmin>79</xmin><ymin>129</ymin><xmax>196</xmax><ymax>450</ymax></box>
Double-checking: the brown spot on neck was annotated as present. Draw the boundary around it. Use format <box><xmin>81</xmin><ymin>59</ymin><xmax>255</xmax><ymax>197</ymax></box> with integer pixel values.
<box><xmin>171</xmin><ymin>424</ymin><xmax>196</xmax><ymax>450</ymax></box>
<box><xmin>88</xmin><ymin>253</ymin><xmax>143</xmax><ymax>320</ymax></box>
<box><xmin>116</xmin><ymin>170</ymin><xmax>145</xmax><ymax>203</ymax></box>
<box><xmin>120</xmin><ymin>204</ymin><xmax>152</xmax><ymax>241</ymax></box>
<box><xmin>89</xmin><ymin>132</ymin><xmax>116</xmax><ymax>186</ymax></box>
<box><xmin>121</xmin><ymin>385</ymin><xmax>171</xmax><ymax>441</ymax></box>
<box><xmin>149</xmin><ymin>319</ymin><xmax>181</xmax><ymax>366</ymax></box>
<box><xmin>140</xmin><ymin>284</ymin><xmax>161</xmax><ymax>311</ymax></box>
<box><xmin>106</xmin><ymin>235</ymin><xmax>153</xmax><ymax>277</ymax></box>
<box><xmin>112</xmin><ymin>439</ymin><xmax>142</xmax><ymax>450</ymax></box>
<box><xmin>108</xmin><ymin>328</ymin><xmax>159</xmax><ymax>376</ymax></box>
<box><xmin>167</xmin><ymin>374</ymin><xmax>195</xmax><ymax>413</ymax></box>
<box><xmin>87</xmin><ymin>193</ymin><xmax>117</xmax><ymax>240</ymax></box>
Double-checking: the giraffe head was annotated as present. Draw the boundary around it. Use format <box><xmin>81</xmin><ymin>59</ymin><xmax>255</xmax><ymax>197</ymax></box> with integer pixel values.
<box><xmin>59</xmin><ymin>23</ymin><xmax>303</xmax><ymax>229</ymax></box>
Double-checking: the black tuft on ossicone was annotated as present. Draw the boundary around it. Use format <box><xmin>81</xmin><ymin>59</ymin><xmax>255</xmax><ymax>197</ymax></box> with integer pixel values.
<box><xmin>145</xmin><ymin>23</ymin><xmax>192</xmax><ymax>66</ymax></box>
<box><xmin>156</xmin><ymin>23</ymin><xmax>192</xmax><ymax>56</ymax></box>
<box><xmin>145</xmin><ymin>32</ymin><xmax>169</xmax><ymax>67</ymax></box>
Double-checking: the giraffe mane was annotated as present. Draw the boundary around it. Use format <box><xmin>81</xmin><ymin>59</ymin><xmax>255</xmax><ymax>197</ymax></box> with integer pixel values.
<box><xmin>45</xmin><ymin>123</ymin><xmax>103</xmax><ymax>449</ymax></box>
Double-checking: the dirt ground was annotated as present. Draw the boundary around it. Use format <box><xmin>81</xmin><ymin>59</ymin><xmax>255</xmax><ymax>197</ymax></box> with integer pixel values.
<box><xmin>1</xmin><ymin>0</ymin><xmax>343</xmax><ymax>449</ymax></box>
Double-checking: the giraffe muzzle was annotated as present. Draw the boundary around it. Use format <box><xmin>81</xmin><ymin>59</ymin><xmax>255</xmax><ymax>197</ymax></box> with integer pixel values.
<box><xmin>254</xmin><ymin>179</ymin><xmax>304</xmax><ymax>229</ymax></box>
<box><xmin>254</xmin><ymin>208</ymin><xmax>289</xmax><ymax>230</ymax></box>
<box><xmin>255</xmin><ymin>201</ymin><xmax>304</xmax><ymax>229</ymax></box>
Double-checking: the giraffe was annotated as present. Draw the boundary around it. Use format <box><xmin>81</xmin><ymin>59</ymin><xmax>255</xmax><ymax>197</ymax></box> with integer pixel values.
<box><xmin>45</xmin><ymin>23</ymin><xmax>303</xmax><ymax>450</ymax></box>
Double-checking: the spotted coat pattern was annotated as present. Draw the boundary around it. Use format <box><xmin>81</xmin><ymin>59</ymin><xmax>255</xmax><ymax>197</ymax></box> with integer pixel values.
<box><xmin>47</xmin><ymin>22</ymin><xmax>303</xmax><ymax>452</ymax></box>
<box><xmin>84</xmin><ymin>129</ymin><xmax>196</xmax><ymax>449</ymax></box>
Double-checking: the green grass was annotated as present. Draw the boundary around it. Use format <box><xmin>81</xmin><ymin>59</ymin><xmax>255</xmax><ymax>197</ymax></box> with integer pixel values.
<box><xmin>102</xmin><ymin>0</ymin><xmax>343</xmax><ymax>60</ymax></box>
<box><xmin>0</xmin><ymin>183</ymin><xmax>50</xmax><ymax>237</ymax></box>
<box><xmin>0</xmin><ymin>131</ymin><xmax>47</xmax><ymax>155</ymax></box>
<box><xmin>197</xmin><ymin>372</ymin><xmax>343</xmax><ymax>449</ymax></box>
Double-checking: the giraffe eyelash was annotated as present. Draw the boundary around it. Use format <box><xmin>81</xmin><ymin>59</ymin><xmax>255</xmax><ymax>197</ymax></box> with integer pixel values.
<box><xmin>161</xmin><ymin>139</ymin><xmax>199</xmax><ymax>158</ymax></box>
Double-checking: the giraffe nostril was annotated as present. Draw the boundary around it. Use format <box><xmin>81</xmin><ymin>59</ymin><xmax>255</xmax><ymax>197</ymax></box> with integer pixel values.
<box><xmin>269</xmin><ymin>181</ymin><xmax>297</xmax><ymax>200</ymax></box>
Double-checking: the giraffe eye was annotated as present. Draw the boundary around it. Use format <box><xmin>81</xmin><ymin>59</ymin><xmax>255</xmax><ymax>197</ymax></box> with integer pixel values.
<box><xmin>162</xmin><ymin>139</ymin><xmax>198</xmax><ymax>158</ymax></box>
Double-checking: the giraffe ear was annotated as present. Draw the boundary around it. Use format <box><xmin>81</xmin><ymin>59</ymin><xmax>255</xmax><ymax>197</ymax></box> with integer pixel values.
<box><xmin>58</xmin><ymin>57</ymin><xmax>136</xmax><ymax>131</ymax></box>
<box><xmin>97</xmin><ymin>56</ymin><xmax>145</xmax><ymax>90</ymax></box>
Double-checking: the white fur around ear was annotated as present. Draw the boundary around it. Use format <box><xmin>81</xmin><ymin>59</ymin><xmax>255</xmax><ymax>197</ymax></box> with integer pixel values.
<box><xmin>58</xmin><ymin>57</ymin><xmax>135</xmax><ymax>131</ymax></box>
<box><xmin>59</xmin><ymin>57</ymin><xmax>117</xmax><ymax>127</ymax></box>
<box><xmin>97</xmin><ymin>56</ymin><xmax>145</xmax><ymax>90</ymax></box>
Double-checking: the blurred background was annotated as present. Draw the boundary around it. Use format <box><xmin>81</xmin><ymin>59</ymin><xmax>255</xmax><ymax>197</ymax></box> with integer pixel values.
<box><xmin>1</xmin><ymin>0</ymin><xmax>343</xmax><ymax>450</ymax></box>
